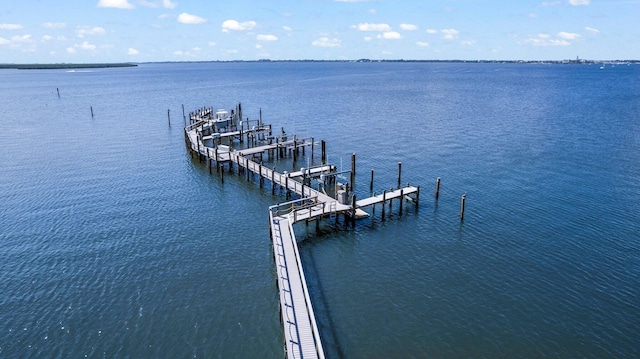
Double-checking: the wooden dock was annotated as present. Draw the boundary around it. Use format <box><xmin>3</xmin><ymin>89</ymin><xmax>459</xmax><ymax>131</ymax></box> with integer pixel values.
<box><xmin>184</xmin><ymin>104</ymin><xmax>420</xmax><ymax>359</ymax></box>
<box><xmin>270</xmin><ymin>204</ymin><xmax>325</xmax><ymax>359</ymax></box>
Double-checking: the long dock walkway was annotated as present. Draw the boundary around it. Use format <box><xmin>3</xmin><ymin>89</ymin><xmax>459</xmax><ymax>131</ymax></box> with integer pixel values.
<box><xmin>184</xmin><ymin>111</ymin><xmax>419</xmax><ymax>359</ymax></box>
<box><xmin>270</xmin><ymin>206</ymin><xmax>325</xmax><ymax>359</ymax></box>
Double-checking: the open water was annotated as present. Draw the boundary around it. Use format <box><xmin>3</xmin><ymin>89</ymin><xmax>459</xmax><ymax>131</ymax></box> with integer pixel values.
<box><xmin>1</xmin><ymin>62</ymin><xmax>639</xmax><ymax>358</ymax></box>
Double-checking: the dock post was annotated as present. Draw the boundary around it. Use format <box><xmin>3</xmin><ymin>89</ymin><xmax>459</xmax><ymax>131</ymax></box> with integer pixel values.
<box><xmin>285</xmin><ymin>176</ymin><xmax>290</xmax><ymax>199</ymax></box>
<box><xmin>399</xmin><ymin>188</ymin><xmax>404</xmax><ymax>215</ymax></box>
<box><xmin>389</xmin><ymin>188</ymin><xmax>393</xmax><ymax>213</ymax></box>
<box><xmin>221</xmin><ymin>163</ymin><xmax>225</xmax><ymax>183</ymax></box>
<box><xmin>397</xmin><ymin>162</ymin><xmax>402</xmax><ymax>189</ymax></box>
<box><xmin>182</xmin><ymin>104</ymin><xmax>186</xmax><ymax>127</ymax></box>
<box><xmin>311</xmin><ymin>137</ymin><xmax>315</xmax><ymax>161</ymax></box>
<box><xmin>460</xmin><ymin>193</ymin><xmax>466</xmax><ymax>221</ymax></box>
<box><xmin>167</xmin><ymin>109</ymin><xmax>171</xmax><ymax>128</ymax></box>
<box><xmin>435</xmin><ymin>177</ymin><xmax>441</xmax><ymax>199</ymax></box>
<box><xmin>259</xmin><ymin>163</ymin><xmax>263</xmax><ymax>188</ymax></box>
<box><xmin>214</xmin><ymin>147</ymin><xmax>219</xmax><ymax>171</ymax></box>
<box><xmin>321</xmin><ymin>140</ymin><xmax>326</xmax><ymax>165</ymax></box>
<box><xmin>90</xmin><ymin>106</ymin><xmax>94</xmax><ymax>118</ymax></box>
<box><xmin>57</xmin><ymin>88</ymin><xmax>60</xmax><ymax>98</ymax></box>
<box><xmin>381</xmin><ymin>190</ymin><xmax>386</xmax><ymax>220</ymax></box>
<box><xmin>370</xmin><ymin>169</ymin><xmax>374</xmax><ymax>194</ymax></box>
<box><xmin>351</xmin><ymin>194</ymin><xmax>357</xmax><ymax>227</ymax></box>
<box><xmin>350</xmin><ymin>153</ymin><xmax>356</xmax><ymax>190</ymax></box>
<box><xmin>271</xmin><ymin>169</ymin><xmax>275</xmax><ymax>195</ymax></box>
<box><xmin>416</xmin><ymin>186</ymin><xmax>420</xmax><ymax>207</ymax></box>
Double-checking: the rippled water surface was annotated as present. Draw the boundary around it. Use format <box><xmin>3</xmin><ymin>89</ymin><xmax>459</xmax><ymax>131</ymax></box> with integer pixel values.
<box><xmin>1</xmin><ymin>62</ymin><xmax>639</xmax><ymax>358</ymax></box>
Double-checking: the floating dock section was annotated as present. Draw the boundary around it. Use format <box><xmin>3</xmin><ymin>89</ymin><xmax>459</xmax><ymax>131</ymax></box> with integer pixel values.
<box><xmin>184</xmin><ymin>103</ymin><xmax>419</xmax><ymax>358</ymax></box>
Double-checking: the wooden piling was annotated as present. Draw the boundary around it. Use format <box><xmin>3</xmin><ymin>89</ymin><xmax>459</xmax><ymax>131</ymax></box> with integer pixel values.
<box><xmin>167</xmin><ymin>109</ymin><xmax>171</xmax><ymax>128</ymax></box>
<box><xmin>350</xmin><ymin>153</ymin><xmax>356</xmax><ymax>190</ymax></box>
<box><xmin>397</xmin><ymin>162</ymin><xmax>402</xmax><ymax>189</ymax></box>
<box><xmin>435</xmin><ymin>177</ymin><xmax>441</xmax><ymax>199</ymax></box>
<box><xmin>381</xmin><ymin>189</ymin><xmax>386</xmax><ymax>220</ymax></box>
<box><xmin>57</xmin><ymin>88</ymin><xmax>60</xmax><ymax>98</ymax></box>
<box><xmin>321</xmin><ymin>140</ymin><xmax>326</xmax><ymax>165</ymax></box>
<box><xmin>399</xmin><ymin>188</ymin><xmax>404</xmax><ymax>215</ymax></box>
<box><xmin>370</xmin><ymin>169</ymin><xmax>374</xmax><ymax>194</ymax></box>
<box><xmin>90</xmin><ymin>106</ymin><xmax>94</xmax><ymax>118</ymax></box>
<box><xmin>460</xmin><ymin>193</ymin><xmax>466</xmax><ymax>221</ymax></box>
<box><xmin>311</xmin><ymin>137</ymin><xmax>315</xmax><ymax>160</ymax></box>
<box><xmin>182</xmin><ymin>104</ymin><xmax>186</xmax><ymax>127</ymax></box>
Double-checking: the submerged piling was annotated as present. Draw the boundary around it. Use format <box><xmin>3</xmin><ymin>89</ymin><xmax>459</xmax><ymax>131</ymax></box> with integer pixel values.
<box><xmin>435</xmin><ymin>177</ymin><xmax>441</xmax><ymax>199</ymax></box>
<box><xmin>460</xmin><ymin>193</ymin><xmax>466</xmax><ymax>221</ymax></box>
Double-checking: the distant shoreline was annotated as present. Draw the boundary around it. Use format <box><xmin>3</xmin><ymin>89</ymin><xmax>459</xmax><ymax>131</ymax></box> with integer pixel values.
<box><xmin>1</xmin><ymin>59</ymin><xmax>638</xmax><ymax>70</ymax></box>
<box><xmin>0</xmin><ymin>63</ymin><xmax>137</xmax><ymax>70</ymax></box>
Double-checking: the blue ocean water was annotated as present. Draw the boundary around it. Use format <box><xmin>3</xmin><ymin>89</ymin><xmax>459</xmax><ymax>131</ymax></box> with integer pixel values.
<box><xmin>1</xmin><ymin>62</ymin><xmax>639</xmax><ymax>358</ymax></box>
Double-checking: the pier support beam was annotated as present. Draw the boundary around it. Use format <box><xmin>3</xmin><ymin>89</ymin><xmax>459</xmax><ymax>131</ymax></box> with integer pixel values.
<box><xmin>397</xmin><ymin>162</ymin><xmax>402</xmax><ymax>189</ymax></box>
<box><xmin>350</xmin><ymin>153</ymin><xmax>356</xmax><ymax>191</ymax></box>
<box><xmin>435</xmin><ymin>177</ymin><xmax>441</xmax><ymax>199</ymax></box>
<box><xmin>460</xmin><ymin>193</ymin><xmax>466</xmax><ymax>221</ymax></box>
<box><xmin>321</xmin><ymin>140</ymin><xmax>326</xmax><ymax>165</ymax></box>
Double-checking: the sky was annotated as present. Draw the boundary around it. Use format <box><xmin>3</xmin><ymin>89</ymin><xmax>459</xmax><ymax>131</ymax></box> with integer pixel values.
<box><xmin>0</xmin><ymin>0</ymin><xmax>638</xmax><ymax>63</ymax></box>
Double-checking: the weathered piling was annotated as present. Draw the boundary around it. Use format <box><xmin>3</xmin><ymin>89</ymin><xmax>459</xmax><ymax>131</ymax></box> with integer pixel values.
<box><xmin>460</xmin><ymin>193</ymin><xmax>466</xmax><ymax>221</ymax></box>
<box><xmin>182</xmin><ymin>104</ymin><xmax>186</xmax><ymax>127</ymax></box>
<box><xmin>435</xmin><ymin>177</ymin><xmax>441</xmax><ymax>199</ymax></box>
<box><xmin>57</xmin><ymin>88</ymin><xmax>60</xmax><ymax>98</ymax></box>
<box><xmin>167</xmin><ymin>109</ymin><xmax>171</xmax><ymax>128</ymax></box>
<box><xmin>370</xmin><ymin>169</ymin><xmax>374</xmax><ymax>194</ymax></box>
<box><xmin>90</xmin><ymin>106</ymin><xmax>94</xmax><ymax>118</ymax></box>
<box><xmin>397</xmin><ymin>162</ymin><xmax>402</xmax><ymax>189</ymax></box>
<box><xmin>350</xmin><ymin>153</ymin><xmax>356</xmax><ymax>190</ymax></box>
<box><xmin>321</xmin><ymin>140</ymin><xmax>326</xmax><ymax>165</ymax></box>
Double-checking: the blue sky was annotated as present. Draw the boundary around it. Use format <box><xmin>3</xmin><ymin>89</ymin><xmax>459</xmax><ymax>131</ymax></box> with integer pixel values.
<box><xmin>0</xmin><ymin>0</ymin><xmax>637</xmax><ymax>63</ymax></box>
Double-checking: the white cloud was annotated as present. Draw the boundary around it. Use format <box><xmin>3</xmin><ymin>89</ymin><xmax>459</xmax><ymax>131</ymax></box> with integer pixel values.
<box><xmin>416</xmin><ymin>41</ymin><xmax>429</xmax><ymax>47</ymax></box>
<box><xmin>377</xmin><ymin>32</ymin><xmax>402</xmax><ymax>39</ymax></box>
<box><xmin>173</xmin><ymin>50</ymin><xmax>184</xmax><ymax>56</ymax></box>
<box><xmin>208</xmin><ymin>41</ymin><xmax>217</xmax><ymax>46</ymax></box>
<box><xmin>283</xmin><ymin>26</ymin><xmax>292</xmax><ymax>32</ymax></box>
<box><xmin>523</xmin><ymin>35</ymin><xmax>571</xmax><ymax>46</ymax></box>
<box><xmin>128</xmin><ymin>47</ymin><xmax>139</xmax><ymax>55</ymax></box>
<box><xmin>97</xmin><ymin>0</ymin><xmax>135</xmax><ymax>9</ymax></box>
<box><xmin>255</xmin><ymin>44</ymin><xmax>263</xmax><ymax>49</ymax></box>
<box><xmin>11</xmin><ymin>34</ymin><xmax>33</xmax><ymax>43</ymax></box>
<box><xmin>400</xmin><ymin>24</ymin><xmax>418</xmax><ymax>31</ymax></box>
<box><xmin>441</xmin><ymin>28</ymin><xmax>459</xmax><ymax>40</ymax></box>
<box><xmin>585</xmin><ymin>27</ymin><xmax>600</xmax><ymax>33</ymax></box>
<box><xmin>257</xmin><ymin>34</ymin><xmax>278</xmax><ymax>41</ymax></box>
<box><xmin>178</xmin><ymin>13</ymin><xmax>207</xmax><ymax>24</ymax></box>
<box><xmin>364</xmin><ymin>36</ymin><xmax>373</xmax><ymax>42</ymax></box>
<box><xmin>79</xmin><ymin>41</ymin><xmax>97</xmax><ymax>50</ymax></box>
<box><xmin>355</xmin><ymin>23</ymin><xmax>392</xmax><ymax>32</ymax></box>
<box><xmin>43</xmin><ymin>22</ymin><xmax>66</xmax><ymax>29</ymax></box>
<box><xmin>67</xmin><ymin>47</ymin><xmax>76</xmax><ymax>53</ymax></box>
<box><xmin>77</xmin><ymin>26</ymin><xmax>106</xmax><ymax>38</ymax></box>
<box><xmin>557</xmin><ymin>31</ymin><xmax>581</xmax><ymax>40</ymax></box>
<box><xmin>541</xmin><ymin>1</ymin><xmax>561</xmax><ymax>6</ymax></box>
<box><xmin>0</xmin><ymin>37</ymin><xmax>10</xmax><ymax>45</ymax></box>
<box><xmin>312</xmin><ymin>37</ymin><xmax>341</xmax><ymax>47</ymax></box>
<box><xmin>426</xmin><ymin>29</ymin><xmax>438</xmax><ymax>34</ymax></box>
<box><xmin>222</xmin><ymin>20</ymin><xmax>256</xmax><ymax>32</ymax></box>
<box><xmin>461</xmin><ymin>40</ymin><xmax>476</xmax><ymax>46</ymax></box>
<box><xmin>0</xmin><ymin>23</ymin><xmax>23</xmax><ymax>30</ymax></box>
<box><xmin>569</xmin><ymin>0</ymin><xmax>590</xmax><ymax>5</ymax></box>
<box><xmin>140</xmin><ymin>0</ymin><xmax>177</xmax><ymax>8</ymax></box>
<box><xmin>42</xmin><ymin>35</ymin><xmax>54</xmax><ymax>41</ymax></box>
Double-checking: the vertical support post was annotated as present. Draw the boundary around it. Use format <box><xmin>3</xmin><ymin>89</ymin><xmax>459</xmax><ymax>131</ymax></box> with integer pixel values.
<box><xmin>460</xmin><ymin>193</ymin><xmax>466</xmax><ymax>221</ymax></box>
<box><xmin>221</xmin><ymin>163</ymin><xmax>225</xmax><ymax>183</ymax></box>
<box><xmin>370</xmin><ymin>169</ymin><xmax>374</xmax><ymax>194</ymax></box>
<box><xmin>214</xmin><ymin>147</ymin><xmax>219</xmax><ymax>171</ymax></box>
<box><xmin>381</xmin><ymin>190</ymin><xmax>386</xmax><ymax>220</ymax></box>
<box><xmin>271</xmin><ymin>169</ymin><xmax>275</xmax><ymax>195</ymax></box>
<box><xmin>397</xmin><ymin>162</ymin><xmax>402</xmax><ymax>189</ymax></box>
<box><xmin>435</xmin><ymin>177</ymin><xmax>441</xmax><ymax>199</ymax></box>
<box><xmin>350</xmin><ymin>153</ymin><xmax>356</xmax><ymax>191</ymax></box>
<box><xmin>90</xmin><ymin>106</ymin><xmax>94</xmax><ymax>118</ymax></box>
<box><xmin>182</xmin><ymin>104</ymin><xmax>186</xmax><ymax>127</ymax></box>
<box><xmin>399</xmin><ymin>188</ymin><xmax>404</xmax><ymax>215</ymax></box>
<box><xmin>167</xmin><ymin>109</ymin><xmax>171</xmax><ymax>128</ymax></box>
<box><xmin>351</xmin><ymin>193</ymin><xmax>357</xmax><ymax>227</ymax></box>
<box><xmin>321</xmin><ymin>140</ymin><xmax>326</xmax><ymax>165</ymax></box>
<box><xmin>285</xmin><ymin>176</ymin><xmax>290</xmax><ymax>199</ymax></box>
<box><xmin>57</xmin><ymin>88</ymin><xmax>60</xmax><ymax>98</ymax></box>
<box><xmin>311</xmin><ymin>137</ymin><xmax>315</xmax><ymax>161</ymax></box>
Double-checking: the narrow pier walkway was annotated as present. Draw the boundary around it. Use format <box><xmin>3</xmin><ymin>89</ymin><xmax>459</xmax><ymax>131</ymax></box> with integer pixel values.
<box><xmin>270</xmin><ymin>207</ymin><xmax>325</xmax><ymax>359</ymax></box>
